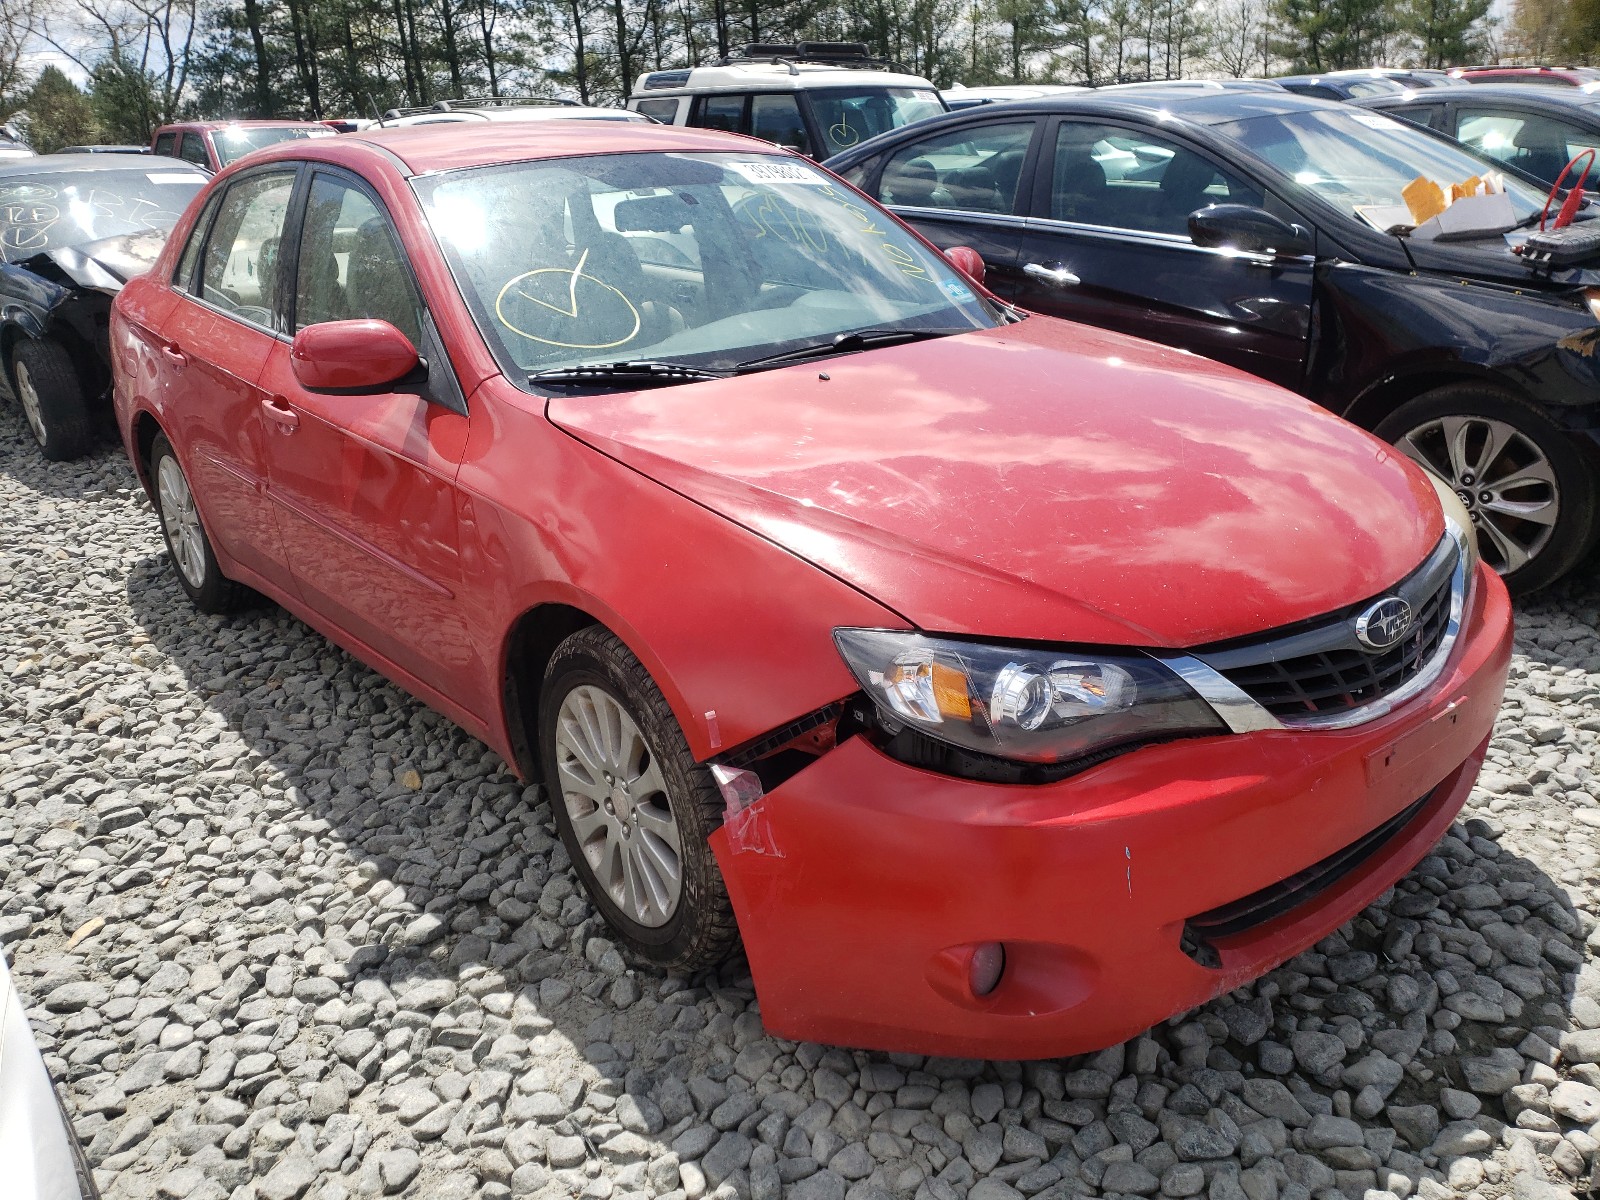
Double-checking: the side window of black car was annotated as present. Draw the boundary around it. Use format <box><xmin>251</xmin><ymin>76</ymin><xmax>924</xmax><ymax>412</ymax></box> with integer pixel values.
<box><xmin>876</xmin><ymin>122</ymin><xmax>1034</xmax><ymax>214</ymax></box>
<box><xmin>1049</xmin><ymin>122</ymin><xmax>1263</xmax><ymax>237</ymax></box>
<box><xmin>1457</xmin><ymin>107</ymin><xmax>1600</xmax><ymax>184</ymax></box>
<box><xmin>197</xmin><ymin>171</ymin><xmax>296</xmax><ymax>330</ymax></box>
<box><xmin>293</xmin><ymin>173</ymin><xmax>424</xmax><ymax>347</ymax></box>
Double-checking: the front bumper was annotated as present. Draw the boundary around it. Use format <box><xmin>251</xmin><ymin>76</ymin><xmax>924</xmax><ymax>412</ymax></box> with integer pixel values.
<box><xmin>711</xmin><ymin>562</ymin><xmax>1512</xmax><ymax>1059</ymax></box>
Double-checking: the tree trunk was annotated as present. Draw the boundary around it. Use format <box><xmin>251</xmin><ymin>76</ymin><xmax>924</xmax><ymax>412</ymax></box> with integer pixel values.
<box><xmin>241</xmin><ymin>0</ymin><xmax>272</xmax><ymax>115</ymax></box>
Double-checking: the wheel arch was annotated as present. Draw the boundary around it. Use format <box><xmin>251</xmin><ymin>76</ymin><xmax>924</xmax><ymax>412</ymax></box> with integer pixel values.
<box><xmin>499</xmin><ymin>602</ymin><xmax>602</xmax><ymax>780</ymax></box>
<box><xmin>130</xmin><ymin>408</ymin><xmax>164</xmax><ymax>499</ymax></box>
<box><xmin>1338</xmin><ymin>362</ymin><xmax>1528</xmax><ymax>432</ymax></box>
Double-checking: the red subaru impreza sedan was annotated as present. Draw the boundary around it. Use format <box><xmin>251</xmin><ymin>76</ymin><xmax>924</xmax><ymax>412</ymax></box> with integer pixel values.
<box><xmin>109</xmin><ymin>123</ymin><xmax>1511</xmax><ymax>1059</ymax></box>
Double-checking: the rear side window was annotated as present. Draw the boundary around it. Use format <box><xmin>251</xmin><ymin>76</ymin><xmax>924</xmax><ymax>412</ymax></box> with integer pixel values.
<box><xmin>750</xmin><ymin>95</ymin><xmax>810</xmax><ymax>154</ymax></box>
<box><xmin>180</xmin><ymin>134</ymin><xmax>210</xmax><ymax>168</ymax></box>
<box><xmin>695</xmin><ymin>95</ymin><xmax>745</xmax><ymax>133</ymax></box>
<box><xmin>294</xmin><ymin>173</ymin><xmax>423</xmax><ymax>346</ymax></box>
<box><xmin>633</xmin><ymin>98</ymin><xmax>680</xmax><ymax>124</ymax></box>
<box><xmin>876</xmin><ymin>121</ymin><xmax>1033</xmax><ymax>213</ymax></box>
<box><xmin>198</xmin><ymin>171</ymin><xmax>295</xmax><ymax>330</ymax></box>
<box><xmin>154</xmin><ymin>132</ymin><xmax>178</xmax><ymax>158</ymax></box>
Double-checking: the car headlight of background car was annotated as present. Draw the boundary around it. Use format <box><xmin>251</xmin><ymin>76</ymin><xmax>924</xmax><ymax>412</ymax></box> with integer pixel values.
<box><xmin>834</xmin><ymin>629</ymin><xmax>1226</xmax><ymax>768</ymax></box>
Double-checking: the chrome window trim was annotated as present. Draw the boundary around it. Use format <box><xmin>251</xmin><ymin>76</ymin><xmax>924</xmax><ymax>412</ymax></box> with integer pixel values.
<box><xmin>1158</xmin><ymin>522</ymin><xmax>1471</xmax><ymax>734</ymax></box>
<box><xmin>1025</xmin><ymin>216</ymin><xmax>1317</xmax><ymax>264</ymax></box>
<box><xmin>886</xmin><ymin>204</ymin><xmax>1030</xmax><ymax>228</ymax></box>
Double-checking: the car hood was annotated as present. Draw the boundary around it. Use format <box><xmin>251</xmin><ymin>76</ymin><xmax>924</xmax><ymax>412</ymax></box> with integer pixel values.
<box><xmin>549</xmin><ymin>319</ymin><xmax>1443</xmax><ymax>647</ymax></box>
<box><xmin>1402</xmin><ymin>227</ymin><xmax>1600</xmax><ymax>288</ymax></box>
<box><xmin>16</xmin><ymin>229</ymin><xmax>171</xmax><ymax>296</ymax></box>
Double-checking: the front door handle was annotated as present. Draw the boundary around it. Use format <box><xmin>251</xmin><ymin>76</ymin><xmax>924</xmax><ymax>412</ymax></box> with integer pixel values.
<box><xmin>260</xmin><ymin>395</ymin><xmax>299</xmax><ymax>430</ymax></box>
<box><xmin>1023</xmin><ymin>261</ymin><xmax>1081</xmax><ymax>288</ymax></box>
<box><xmin>161</xmin><ymin>342</ymin><xmax>187</xmax><ymax>368</ymax></box>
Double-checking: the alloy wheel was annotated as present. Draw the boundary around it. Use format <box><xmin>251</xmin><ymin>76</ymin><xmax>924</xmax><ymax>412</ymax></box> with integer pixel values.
<box><xmin>13</xmin><ymin>360</ymin><xmax>47</xmax><ymax>446</ymax></box>
<box><xmin>553</xmin><ymin>684</ymin><xmax>683</xmax><ymax>928</ymax></box>
<box><xmin>156</xmin><ymin>455</ymin><xmax>207</xmax><ymax>589</ymax></box>
<box><xmin>1396</xmin><ymin>414</ymin><xmax>1558</xmax><ymax>575</ymax></box>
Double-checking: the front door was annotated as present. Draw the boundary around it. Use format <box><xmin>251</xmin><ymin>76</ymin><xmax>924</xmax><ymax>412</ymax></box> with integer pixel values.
<box><xmin>1012</xmin><ymin>118</ymin><xmax>1315</xmax><ymax>392</ymax></box>
<box><xmin>256</xmin><ymin>168</ymin><xmax>480</xmax><ymax>704</ymax></box>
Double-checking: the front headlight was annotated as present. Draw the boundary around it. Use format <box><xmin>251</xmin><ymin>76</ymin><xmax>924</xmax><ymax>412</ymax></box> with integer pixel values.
<box><xmin>834</xmin><ymin>629</ymin><xmax>1226</xmax><ymax>766</ymax></box>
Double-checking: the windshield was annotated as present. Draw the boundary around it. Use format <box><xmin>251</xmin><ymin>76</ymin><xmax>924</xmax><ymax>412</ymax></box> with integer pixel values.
<box><xmin>213</xmin><ymin>125</ymin><xmax>333</xmax><ymax>166</ymax></box>
<box><xmin>414</xmin><ymin>151</ymin><xmax>1000</xmax><ymax>385</ymax></box>
<box><xmin>809</xmin><ymin>88</ymin><xmax>946</xmax><ymax>156</ymax></box>
<box><xmin>0</xmin><ymin>168</ymin><xmax>204</xmax><ymax>261</ymax></box>
<box><xmin>1216</xmin><ymin>107</ymin><xmax>1554</xmax><ymax>230</ymax></box>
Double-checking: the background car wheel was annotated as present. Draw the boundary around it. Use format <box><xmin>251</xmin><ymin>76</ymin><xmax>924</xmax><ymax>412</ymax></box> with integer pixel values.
<box><xmin>539</xmin><ymin>626</ymin><xmax>740</xmax><ymax>973</ymax></box>
<box><xmin>149</xmin><ymin>433</ymin><xmax>252</xmax><ymax>614</ymax></box>
<box><xmin>10</xmin><ymin>337</ymin><xmax>93</xmax><ymax>461</ymax></box>
<box><xmin>1374</xmin><ymin>384</ymin><xmax>1596</xmax><ymax>596</ymax></box>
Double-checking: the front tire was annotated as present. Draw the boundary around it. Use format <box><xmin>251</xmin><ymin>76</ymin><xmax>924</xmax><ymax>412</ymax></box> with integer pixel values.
<box><xmin>539</xmin><ymin>626</ymin><xmax>739</xmax><ymax>973</ymax></box>
<box><xmin>10</xmin><ymin>337</ymin><xmax>93</xmax><ymax>461</ymax></box>
<box><xmin>1374</xmin><ymin>384</ymin><xmax>1596</xmax><ymax>595</ymax></box>
<box><xmin>149</xmin><ymin>433</ymin><xmax>252</xmax><ymax>614</ymax></box>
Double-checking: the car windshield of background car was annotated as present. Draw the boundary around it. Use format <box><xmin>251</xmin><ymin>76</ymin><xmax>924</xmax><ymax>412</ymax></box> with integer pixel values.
<box><xmin>213</xmin><ymin>126</ymin><xmax>336</xmax><ymax>166</ymax></box>
<box><xmin>810</xmin><ymin>88</ymin><xmax>947</xmax><ymax>156</ymax></box>
<box><xmin>1218</xmin><ymin>107</ymin><xmax>1556</xmax><ymax>228</ymax></box>
<box><xmin>0</xmin><ymin>169</ymin><xmax>204</xmax><ymax>262</ymax></box>
<box><xmin>413</xmin><ymin>150</ymin><xmax>1001</xmax><ymax>385</ymax></box>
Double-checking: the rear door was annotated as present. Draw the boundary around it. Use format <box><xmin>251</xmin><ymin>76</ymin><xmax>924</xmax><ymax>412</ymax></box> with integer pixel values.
<box><xmin>254</xmin><ymin>166</ymin><xmax>480</xmax><ymax>703</ymax></box>
<box><xmin>157</xmin><ymin>167</ymin><xmax>299</xmax><ymax>583</ymax></box>
<box><xmin>1012</xmin><ymin>116</ymin><xmax>1315</xmax><ymax>391</ymax></box>
<box><xmin>852</xmin><ymin>117</ymin><xmax>1042</xmax><ymax>303</ymax></box>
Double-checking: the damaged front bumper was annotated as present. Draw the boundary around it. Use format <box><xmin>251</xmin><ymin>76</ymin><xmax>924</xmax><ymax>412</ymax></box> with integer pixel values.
<box><xmin>709</xmin><ymin>563</ymin><xmax>1512</xmax><ymax>1060</ymax></box>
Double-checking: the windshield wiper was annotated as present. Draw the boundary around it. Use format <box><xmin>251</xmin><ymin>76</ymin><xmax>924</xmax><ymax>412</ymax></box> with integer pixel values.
<box><xmin>735</xmin><ymin>327</ymin><xmax>964</xmax><ymax>372</ymax></box>
<box><xmin>529</xmin><ymin>359</ymin><xmax>730</xmax><ymax>388</ymax></box>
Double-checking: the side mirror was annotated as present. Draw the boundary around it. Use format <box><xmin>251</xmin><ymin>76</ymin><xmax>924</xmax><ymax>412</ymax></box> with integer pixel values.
<box><xmin>943</xmin><ymin>245</ymin><xmax>986</xmax><ymax>286</ymax></box>
<box><xmin>290</xmin><ymin>319</ymin><xmax>418</xmax><ymax>392</ymax></box>
<box><xmin>1187</xmin><ymin>204</ymin><xmax>1313</xmax><ymax>258</ymax></box>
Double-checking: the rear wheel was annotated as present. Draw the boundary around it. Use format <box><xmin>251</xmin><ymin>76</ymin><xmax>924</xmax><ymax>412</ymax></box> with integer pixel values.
<box><xmin>149</xmin><ymin>433</ymin><xmax>252</xmax><ymax>614</ymax></box>
<box><xmin>10</xmin><ymin>337</ymin><xmax>93</xmax><ymax>461</ymax></box>
<box><xmin>539</xmin><ymin>626</ymin><xmax>739</xmax><ymax>972</ymax></box>
<box><xmin>1374</xmin><ymin>384</ymin><xmax>1595</xmax><ymax>595</ymax></box>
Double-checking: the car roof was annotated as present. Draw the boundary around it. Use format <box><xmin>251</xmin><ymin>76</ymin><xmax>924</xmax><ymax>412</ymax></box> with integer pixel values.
<box><xmin>901</xmin><ymin>85</ymin><xmax>1334</xmax><ymax>126</ymax></box>
<box><xmin>157</xmin><ymin>119</ymin><xmax>329</xmax><ymax>132</ymax></box>
<box><xmin>246</xmin><ymin>121</ymin><xmax>785</xmax><ymax>176</ymax></box>
<box><xmin>0</xmin><ymin>153</ymin><xmax>207</xmax><ymax>177</ymax></box>
<box><xmin>1364</xmin><ymin>83</ymin><xmax>1600</xmax><ymax>111</ymax></box>
<box><xmin>632</xmin><ymin>63</ymin><xmax>937</xmax><ymax>94</ymax></box>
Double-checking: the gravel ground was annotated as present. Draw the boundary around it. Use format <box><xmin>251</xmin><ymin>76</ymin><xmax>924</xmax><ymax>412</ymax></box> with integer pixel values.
<box><xmin>4</xmin><ymin>418</ymin><xmax>1600</xmax><ymax>1200</ymax></box>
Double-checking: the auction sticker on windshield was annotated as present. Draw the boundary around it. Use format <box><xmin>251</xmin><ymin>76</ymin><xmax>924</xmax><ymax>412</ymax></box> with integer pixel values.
<box><xmin>726</xmin><ymin>160</ymin><xmax>828</xmax><ymax>185</ymax></box>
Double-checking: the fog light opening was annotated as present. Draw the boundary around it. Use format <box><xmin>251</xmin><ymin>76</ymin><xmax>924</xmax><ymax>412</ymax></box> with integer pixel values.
<box><xmin>969</xmin><ymin>942</ymin><xmax>1006</xmax><ymax>997</ymax></box>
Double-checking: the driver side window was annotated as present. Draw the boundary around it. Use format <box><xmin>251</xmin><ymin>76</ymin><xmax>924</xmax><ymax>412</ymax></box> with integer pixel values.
<box><xmin>199</xmin><ymin>171</ymin><xmax>296</xmax><ymax>331</ymax></box>
<box><xmin>1050</xmin><ymin>122</ymin><xmax>1262</xmax><ymax>236</ymax></box>
<box><xmin>294</xmin><ymin>173</ymin><xmax>424</xmax><ymax>347</ymax></box>
<box><xmin>874</xmin><ymin>122</ymin><xmax>1035</xmax><ymax>214</ymax></box>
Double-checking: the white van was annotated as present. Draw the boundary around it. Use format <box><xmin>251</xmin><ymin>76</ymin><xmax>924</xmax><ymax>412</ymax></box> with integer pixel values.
<box><xmin>625</xmin><ymin>43</ymin><xmax>946</xmax><ymax>159</ymax></box>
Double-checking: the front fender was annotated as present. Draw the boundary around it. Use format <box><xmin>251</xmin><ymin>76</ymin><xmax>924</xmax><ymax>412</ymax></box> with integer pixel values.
<box><xmin>1314</xmin><ymin>261</ymin><xmax>1600</xmax><ymax>416</ymax></box>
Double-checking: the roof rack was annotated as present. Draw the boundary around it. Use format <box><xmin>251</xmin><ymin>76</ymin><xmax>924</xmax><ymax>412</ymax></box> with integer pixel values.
<box><xmin>716</xmin><ymin>41</ymin><xmax>913</xmax><ymax>75</ymax></box>
<box><xmin>381</xmin><ymin>95</ymin><xmax>578</xmax><ymax>119</ymax></box>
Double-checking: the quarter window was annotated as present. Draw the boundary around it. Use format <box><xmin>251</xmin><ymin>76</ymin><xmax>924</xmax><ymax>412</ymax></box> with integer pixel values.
<box><xmin>198</xmin><ymin>171</ymin><xmax>296</xmax><ymax>330</ymax></box>
<box><xmin>633</xmin><ymin>98</ymin><xmax>680</xmax><ymax>123</ymax></box>
<box><xmin>173</xmin><ymin>192</ymin><xmax>223</xmax><ymax>293</ymax></box>
<box><xmin>875</xmin><ymin>122</ymin><xmax>1033</xmax><ymax>213</ymax></box>
<box><xmin>1049</xmin><ymin>122</ymin><xmax>1262</xmax><ymax>236</ymax></box>
<box><xmin>294</xmin><ymin>173</ymin><xmax>423</xmax><ymax>346</ymax></box>
<box><xmin>1456</xmin><ymin>108</ymin><xmax>1600</xmax><ymax>184</ymax></box>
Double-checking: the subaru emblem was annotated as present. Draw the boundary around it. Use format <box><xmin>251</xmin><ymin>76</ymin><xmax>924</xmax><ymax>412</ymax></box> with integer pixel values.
<box><xmin>1354</xmin><ymin>597</ymin><xmax>1413</xmax><ymax>651</ymax></box>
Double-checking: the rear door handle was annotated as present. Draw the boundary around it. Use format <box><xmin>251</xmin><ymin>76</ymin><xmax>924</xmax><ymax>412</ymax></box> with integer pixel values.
<box><xmin>260</xmin><ymin>395</ymin><xmax>299</xmax><ymax>430</ymax></box>
<box><xmin>161</xmin><ymin>342</ymin><xmax>187</xmax><ymax>368</ymax></box>
<box><xmin>1023</xmin><ymin>261</ymin><xmax>1081</xmax><ymax>288</ymax></box>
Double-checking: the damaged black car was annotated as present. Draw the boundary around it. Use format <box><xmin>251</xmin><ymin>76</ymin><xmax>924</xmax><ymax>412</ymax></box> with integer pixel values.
<box><xmin>826</xmin><ymin>89</ymin><xmax>1600</xmax><ymax>594</ymax></box>
<box><xmin>1</xmin><ymin>154</ymin><xmax>206</xmax><ymax>460</ymax></box>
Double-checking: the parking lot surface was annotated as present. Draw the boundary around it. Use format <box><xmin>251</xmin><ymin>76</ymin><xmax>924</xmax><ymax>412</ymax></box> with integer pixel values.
<box><xmin>3</xmin><ymin>419</ymin><xmax>1600</xmax><ymax>1200</ymax></box>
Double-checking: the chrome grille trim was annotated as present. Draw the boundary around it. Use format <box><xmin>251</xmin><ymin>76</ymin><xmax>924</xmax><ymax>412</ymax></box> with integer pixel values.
<box><xmin>1157</xmin><ymin>524</ymin><xmax>1472</xmax><ymax>733</ymax></box>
